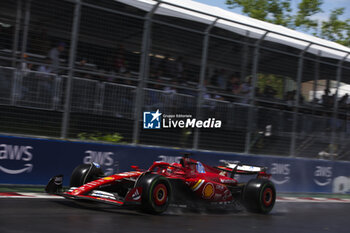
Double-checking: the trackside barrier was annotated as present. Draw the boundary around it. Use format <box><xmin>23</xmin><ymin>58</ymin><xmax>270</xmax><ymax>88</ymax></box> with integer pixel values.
<box><xmin>0</xmin><ymin>134</ymin><xmax>349</xmax><ymax>193</ymax></box>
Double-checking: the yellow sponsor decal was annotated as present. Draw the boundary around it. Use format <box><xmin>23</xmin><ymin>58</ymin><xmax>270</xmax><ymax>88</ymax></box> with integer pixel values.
<box><xmin>191</xmin><ymin>179</ymin><xmax>203</xmax><ymax>191</ymax></box>
<box><xmin>103</xmin><ymin>177</ymin><xmax>114</xmax><ymax>180</ymax></box>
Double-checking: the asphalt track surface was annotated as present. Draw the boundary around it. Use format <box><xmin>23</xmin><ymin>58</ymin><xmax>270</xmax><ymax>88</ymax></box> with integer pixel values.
<box><xmin>1</xmin><ymin>198</ymin><xmax>349</xmax><ymax>233</ymax></box>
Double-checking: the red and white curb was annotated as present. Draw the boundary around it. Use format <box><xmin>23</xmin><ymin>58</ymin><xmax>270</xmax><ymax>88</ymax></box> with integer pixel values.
<box><xmin>1</xmin><ymin>192</ymin><xmax>350</xmax><ymax>203</ymax></box>
<box><xmin>0</xmin><ymin>192</ymin><xmax>63</xmax><ymax>199</ymax></box>
<box><xmin>276</xmin><ymin>196</ymin><xmax>350</xmax><ymax>203</ymax></box>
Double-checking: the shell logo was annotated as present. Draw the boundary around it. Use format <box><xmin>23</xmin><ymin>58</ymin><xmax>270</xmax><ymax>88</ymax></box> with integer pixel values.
<box><xmin>202</xmin><ymin>183</ymin><xmax>214</xmax><ymax>199</ymax></box>
<box><xmin>72</xmin><ymin>189</ymin><xmax>80</xmax><ymax>194</ymax></box>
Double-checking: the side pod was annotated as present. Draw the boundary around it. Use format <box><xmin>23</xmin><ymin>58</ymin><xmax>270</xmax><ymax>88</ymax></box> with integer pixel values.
<box><xmin>45</xmin><ymin>175</ymin><xmax>63</xmax><ymax>194</ymax></box>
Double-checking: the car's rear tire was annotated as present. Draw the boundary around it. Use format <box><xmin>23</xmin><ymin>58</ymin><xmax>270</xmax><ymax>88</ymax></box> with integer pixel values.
<box><xmin>136</xmin><ymin>173</ymin><xmax>172</xmax><ymax>214</ymax></box>
<box><xmin>70</xmin><ymin>163</ymin><xmax>104</xmax><ymax>187</ymax></box>
<box><xmin>242</xmin><ymin>179</ymin><xmax>276</xmax><ymax>214</ymax></box>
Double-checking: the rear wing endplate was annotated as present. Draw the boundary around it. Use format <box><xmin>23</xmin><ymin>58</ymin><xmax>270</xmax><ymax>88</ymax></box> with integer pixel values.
<box><xmin>218</xmin><ymin>160</ymin><xmax>269</xmax><ymax>178</ymax></box>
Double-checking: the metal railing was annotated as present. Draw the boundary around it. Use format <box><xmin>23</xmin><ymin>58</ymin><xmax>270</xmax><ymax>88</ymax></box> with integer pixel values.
<box><xmin>1</xmin><ymin>66</ymin><xmax>349</xmax><ymax>159</ymax></box>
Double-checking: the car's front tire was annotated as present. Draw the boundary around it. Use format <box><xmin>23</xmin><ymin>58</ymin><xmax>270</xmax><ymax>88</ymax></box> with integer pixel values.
<box><xmin>136</xmin><ymin>173</ymin><xmax>172</xmax><ymax>214</ymax></box>
<box><xmin>70</xmin><ymin>163</ymin><xmax>104</xmax><ymax>187</ymax></box>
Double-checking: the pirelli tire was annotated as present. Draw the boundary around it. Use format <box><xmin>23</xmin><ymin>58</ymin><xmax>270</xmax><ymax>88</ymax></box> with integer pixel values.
<box><xmin>136</xmin><ymin>173</ymin><xmax>172</xmax><ymax>214</ymax></box>
<box><xmin>242</xmin><ymin>179</ymin><xmax>276</xmax><ymax>214</ymax></box>
<box><xmin>69</xmin><ymin>163</ymin><xmax>104</xmax><ymax>187</ymax></box>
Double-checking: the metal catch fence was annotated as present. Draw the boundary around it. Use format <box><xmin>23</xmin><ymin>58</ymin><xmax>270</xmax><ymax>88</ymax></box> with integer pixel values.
<box><xmin>0</xmin><ymin>0</ymin><xmax>350</xmax><ymax>161</ymax></box>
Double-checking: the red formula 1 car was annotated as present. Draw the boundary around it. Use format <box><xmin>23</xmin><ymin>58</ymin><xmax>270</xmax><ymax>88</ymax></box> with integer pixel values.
<box><xmin>46</xmin><ymin>154</ymin><xmax>276</xmax><ymax>214</ymax></box>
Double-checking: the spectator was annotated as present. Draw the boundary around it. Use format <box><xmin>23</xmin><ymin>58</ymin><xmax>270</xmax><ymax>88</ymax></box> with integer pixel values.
<box><xmin>114</xmin><ymin>54</ymin><xmax>127</xmax><ymax>73</ymax></box>
<box><xmin>118</xmin><ymin>72</ymin><xmax>135</xmax><ymax>117</ymax></box>
<box><xmin>122</xmin><ymin>71</ymin><xmax>136</xmax><ymax>86</ymax></box>
<box><xmin>37</xmin><ymin>57</ymin><xmax>53</xmax><ymax>74</ymax></box>
<box><xmin>164</xmin><ymin>81</ymin><xmax>177</xmax><ymax>94</ymax></box>
<box><xmin>210</xmin><ymin>69</ymin><xmax>219</xmax><ymax>87</ymax></box>
<box><xmin>150</xmin><ymin>55</ymin><xmax>161</xmax><ymax>74</ymax></box>
<box><xmin>211</xmin><ymin>69</ymin><xmax>227</xmax><ymax>88</ymax></box>
<box><xmin>198</xmin><ymin>80</ymin><xmax>214</xmax><ymax>113</ymax></box>
<box><xmin>285</xmin><ymin>90</ymin><xmax>295</xmax><ymax>108</ymax></box>
<box><xmin>201</xmin><ymin>79</ymin><xmax>210</xmax><ymax>99</ymax></box>
<box><xmin>150</xmin><ymin>70</ymin><xmax>163</xmax><ymax>81</ymax></box>
<box><xmin>159</xmin><ymin>55</ymin><xmax>174</xmax><ymax>78</ymax></box>
<box><xmin>254</xmin><ymin>87</ymin><xmax>262</xmax><ymax>98</ymax></box>
<box><xmin>37</xmin><ymin>57</ymin><xmax>54</xmax><ymax>94</ymax></box>
<box><xmin>213</xmin><ymin>93</ymin><xmax>224</xmax><ymax>101</ymax></box>
<box><xmin>19</xmin><ymin>54</ymin><xmax>33</xmax><ymax>77</ymax></box>
<box><xmin>174</xmin><ymin>56</ymin><xmax>184</xmax><ymax>82</ymax></box>
<box><xmin>17</xmin><ymin>55</ymin><xmax>34</xmax><ymax>100</ymax></box>
<box><xmin>48</xmin><ymin>42</ymin><xmax>65</xmax><ymax>73</ymax></box>
<box><xmin>217</xmin><ymin>69</ymin><xmax>227</xmax><ymax>90</ymax></box>
<box><xmin>299</xmin><ymin>92</ymin><xmax>305</xmax><ymax>105</ymax></box>
<box><xmin>311</xmin><ymin>97</ymin><xmax>320</xmax><ymax>104</ymax></box>
<box><xmin>227</xmin><ymin>73</ymin><xmax>241</xmax><ymax>95</ymax></box>
<box><xmin>146</xmin><ymin>80</ymin><xmax>163</xmax><ymax>111</ymax></box>
<box><xmin>321</xmin><ymin>89</ymin><xmax>333</xmax><ymax>108</ymax></box>
<box><xmin>240</xmin><ymin>77</ymin><xmax>253</xmax><ymax>103</ymax></box>
<box><xmin>96</xmin><ymin>69</ymin><xmax>108</xmax><ymax>82</ymax></box>
<box><xmin>76</xmin><ymin>57</ymin><xmax>92</xmax><ymax>79</ymax></box>
<box><xmin>338</xmin><ymin>93</ymin><xmax>349</xmax><ymax>109</ymax></box>
<box><xmin>77</xmin><ymin>57</ymin><xmax>87</xmax><ymax>69</ymax></box>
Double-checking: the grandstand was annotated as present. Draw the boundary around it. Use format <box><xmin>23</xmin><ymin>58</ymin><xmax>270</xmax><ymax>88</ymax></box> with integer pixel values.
<box><xmin>0</xmin><ymin>0</ymin><xmax>350</xmax><ymax>160</ymax></box>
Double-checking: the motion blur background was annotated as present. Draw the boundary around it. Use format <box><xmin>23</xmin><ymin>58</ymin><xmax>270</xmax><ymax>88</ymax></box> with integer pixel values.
<box><xmin>1</xmin><ymin>0</ymin><xmax>350</xmax><ymax>161</ymax></box>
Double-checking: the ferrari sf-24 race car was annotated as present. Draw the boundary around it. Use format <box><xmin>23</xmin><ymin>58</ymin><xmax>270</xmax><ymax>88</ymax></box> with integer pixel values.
<box><xmin>46</xmin><ymin>154</ymin><xmax>276</xmax><ymax>214</ymax></box>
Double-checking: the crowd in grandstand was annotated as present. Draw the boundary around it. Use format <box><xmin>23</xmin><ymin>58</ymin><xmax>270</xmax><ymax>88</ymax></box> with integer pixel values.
<box><xmin>2</xmin><ymin>35</ymin><xmax>349</xmax><ymax>116</ymax></box>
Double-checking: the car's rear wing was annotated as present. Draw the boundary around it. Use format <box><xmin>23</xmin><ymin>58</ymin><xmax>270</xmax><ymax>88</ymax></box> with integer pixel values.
<box><xmin>217</xmin><ymin>160</ymin><xmax>270</xmax><ymax>179</ymax></box>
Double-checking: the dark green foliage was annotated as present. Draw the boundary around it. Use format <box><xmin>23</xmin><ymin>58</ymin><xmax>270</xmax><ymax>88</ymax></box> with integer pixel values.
<box><xmin>226</xmin><ymin>0</ymin><xmax>349</xmax><ymax>47</ymax></box>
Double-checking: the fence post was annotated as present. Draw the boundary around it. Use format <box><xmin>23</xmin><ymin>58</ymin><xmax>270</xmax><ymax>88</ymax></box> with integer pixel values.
<box><xmin>193</xmin><ymin>19</ymin><xmax>218</xmax><ymax>149</ymax></box>
<box><xmin>12</xmin><ymin>0</ymin><xmax>22</xmax><ymax>66</ymax></box>
<box><xmin>132</xmin><ymin>3</ymin><xmax>160</xmax><ymax>144</ymax></box>
<box><xmin>240</xmin><ymin>31</ymin><xmax>250</xmax><ymax>81</ymax></box>
<box><xmin>244</xmin><ymin>32</ymin><xmax>268</xmax><ymax>154</ymax></box>
<box><xmin>330</xmin><ymin>53</ymin><xmax>350</xmax><ymax>160</ymax></box>
<box><xmin>311</xmin><ymin>51</ymin><xmax>321</xmax><ymax>114</ymax></box>
<box><xmin>20</xmin><ymin>0</ymin><xmax>31</xmax><ymax>60</ymax></box>
<box><xmin>61</xmin><ymin>0</ymin><xmax>81</xmax><ymax>138</ymax></box>
<box><xmin>10</xmin><ymin>0</ymin><xmax>23</xmax><ymax>105</ymax></box>
<box><xmin>289</xmin><ymin>43</ymin><xmax>312</xmax><ymax>157</ymax></box>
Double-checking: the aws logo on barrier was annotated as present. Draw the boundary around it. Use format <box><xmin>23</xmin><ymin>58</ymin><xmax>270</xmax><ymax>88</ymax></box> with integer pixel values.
<box><xmin>269</xmin><ymin>163</ymin><xmax>290</xmax><ymax>185</ymax></box>
<box><xmin>313</xmin><ymin>166</ymin><xmax>332</xmax><ymax>186</ymax></box>
<box><xmin>83</xmin><ymin>150</ymin><xmax>116</xmax><ymax>175</ymax></box>
<box><xmin>0</xmin><ymin>144</ymin><xmax>33</xmax><ymax>174</ymax></box>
